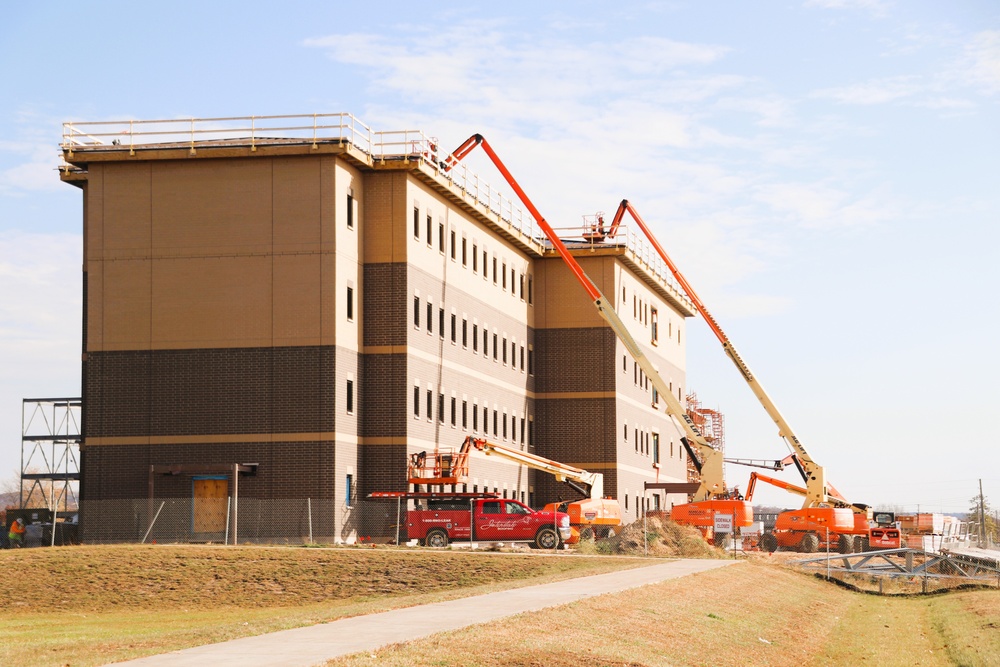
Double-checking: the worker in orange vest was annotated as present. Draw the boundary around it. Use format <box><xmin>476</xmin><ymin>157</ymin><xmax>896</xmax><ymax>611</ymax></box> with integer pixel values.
<box><xmin>8</xmin><ymin>517</ymin><xmax>26</xmax><ymax>548</ymax></box>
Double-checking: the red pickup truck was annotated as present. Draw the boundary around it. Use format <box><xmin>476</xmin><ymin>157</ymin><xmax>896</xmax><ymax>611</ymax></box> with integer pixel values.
<box><xmin>406</xmin><ymin>495</ymin><xmax>571</xmax><ymax>548</ymax></box>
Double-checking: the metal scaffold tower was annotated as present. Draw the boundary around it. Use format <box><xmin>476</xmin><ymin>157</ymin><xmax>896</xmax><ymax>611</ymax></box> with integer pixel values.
<box><xmin>685</xmin><ymin>392</ymin><xmax>725</xmax><ymax>484</ymax></box>
<box><xmin>20</xmin><ymin>398</ymin><xmax>81</xmax><ymax>510</ymax></box>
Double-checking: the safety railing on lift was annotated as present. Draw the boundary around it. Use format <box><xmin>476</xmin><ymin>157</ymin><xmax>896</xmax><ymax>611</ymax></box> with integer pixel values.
<box><xmin>548</xmin><ymin>222</ymin><xmax>694</xmax><ymax>309</ymax></box>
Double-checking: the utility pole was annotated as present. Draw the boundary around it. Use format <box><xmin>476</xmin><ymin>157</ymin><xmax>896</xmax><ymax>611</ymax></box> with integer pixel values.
<box><xmin>979</xmin><ymin>478</ymin><xmax>987</xmax><ymax>548</ymax></box>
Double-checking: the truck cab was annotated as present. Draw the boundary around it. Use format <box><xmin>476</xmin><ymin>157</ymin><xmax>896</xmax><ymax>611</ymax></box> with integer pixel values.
<box><xmin>407</xmin><ymin>495</ymin><xmax>571</xmax><ymax>549</ymax></box>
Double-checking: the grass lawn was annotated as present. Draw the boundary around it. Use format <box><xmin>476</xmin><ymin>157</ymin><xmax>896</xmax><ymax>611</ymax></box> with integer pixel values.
<box><xmin>326</xmin><ymin>559</ymin><xmax>1000</xmax><ymax>667</ymax></box>
<box><xmin>0</xmin><ymin>544</ymin><xmax>645</xmax><ymax>667</ymax></box>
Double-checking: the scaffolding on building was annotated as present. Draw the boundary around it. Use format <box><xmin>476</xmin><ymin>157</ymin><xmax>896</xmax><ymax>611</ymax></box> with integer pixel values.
<box><xmin>684</xmin><ymin>392</ymin><xmax>725</xmax><ymax>485</ymax></box>
<box><xmin>20</xmin><ymin>398</ymin><xmax>81</xmax><ymax>511</ymax></box>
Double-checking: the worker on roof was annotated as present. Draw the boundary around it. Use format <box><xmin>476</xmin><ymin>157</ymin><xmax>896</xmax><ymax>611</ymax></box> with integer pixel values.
<box><xmin>8</xmin><ymin>517</ymin><xmax>26</xmax><ymax>548</ymax></box>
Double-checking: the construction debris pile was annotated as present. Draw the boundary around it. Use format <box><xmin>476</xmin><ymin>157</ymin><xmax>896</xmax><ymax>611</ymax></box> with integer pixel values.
<box><xmin>596</xmin><ymin>516</ymin><xmax>725</xmax><ymax>559</ymax></box>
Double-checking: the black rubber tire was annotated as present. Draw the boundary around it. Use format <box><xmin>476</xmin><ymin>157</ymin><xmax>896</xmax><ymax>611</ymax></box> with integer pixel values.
<box><xmin>713</xmin><ymin>532</ymin><xmax>730</xmax><ymax>547</ymax></box>
<box><xmin>534</xmin><ymin>527</ymin><xmax>559</xmax><ymax>550</ymax></box>
<box><xmin>858</xmin><ymin>537</ymin><xmax>871</xmax><ymax>552</ymax></box>
<box><xmin>579</xmin><ymin>526</ymin><xmax>595</xmax><ymax>542</ymax></box>
<box><xmin>838</xmin><ymin>534</ymin><xmax>855</xmax><ymax>554</ymax></box>
<box><xmin>425</xmin><ymin>529</ymin><xmax>449</xmax><ymax>548</ymax></box>
<box><xmin>800</xmin><ymin>533</ymin><xmax>820</xmax><ymax>553</ymax></box>
<box><xmin>761</xmin><ymin>533</ymin><xmax>779</xmax><ymax>553</ymax></box>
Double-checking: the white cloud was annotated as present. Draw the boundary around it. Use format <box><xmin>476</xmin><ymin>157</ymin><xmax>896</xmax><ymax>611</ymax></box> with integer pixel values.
<box><xmin>811</xmin><ymin>76</ymin><xmax>923</xmax><ymax>105</ymax></box>
<box><xmin>803</xmin><ymin>0</ymin><xmax>892</xmax><ymax>18</ymax></box>
<box><xmin>964</xmin><ymin>30</ymin><xmax>1000</xmax><ymax>94</ymax></box>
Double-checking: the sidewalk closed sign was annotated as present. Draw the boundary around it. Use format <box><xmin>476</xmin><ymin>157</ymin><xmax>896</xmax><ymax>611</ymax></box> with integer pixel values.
<box><xmin>714</xmin><ymin>513</ymin><xmax>733</xmax><ymax>534</ymax></box>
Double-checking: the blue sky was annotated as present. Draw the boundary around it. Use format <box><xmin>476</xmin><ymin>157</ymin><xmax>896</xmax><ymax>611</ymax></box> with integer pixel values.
<box><xmin>1</xmin><ymin>1</ymin><xmax>998</xmax><ymax>513</ymax></box>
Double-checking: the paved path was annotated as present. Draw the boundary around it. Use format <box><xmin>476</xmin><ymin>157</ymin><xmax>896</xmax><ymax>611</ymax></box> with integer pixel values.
<box><xmin>113</xmin><ymin>558</ymin><xmax>737</xmax><ymax>667</ymax></box>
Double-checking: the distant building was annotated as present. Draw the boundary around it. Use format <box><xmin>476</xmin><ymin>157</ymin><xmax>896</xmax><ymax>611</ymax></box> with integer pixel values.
<box><xmin>59</xmin><ymin>114</ymin><xmax>695</xmax><ymax>542</ymax></box>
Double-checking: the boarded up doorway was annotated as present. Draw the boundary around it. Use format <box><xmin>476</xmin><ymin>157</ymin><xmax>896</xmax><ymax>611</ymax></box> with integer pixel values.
<box><xmin>192</xmin><ymin>476</ymin><xmax>228</xmax><ymax>541</ymax></box>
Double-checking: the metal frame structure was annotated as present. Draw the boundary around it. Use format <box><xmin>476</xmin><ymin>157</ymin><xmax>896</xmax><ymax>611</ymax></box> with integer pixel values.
<box><xmin>792</xmin><ymin>548</ymin><xmax>1000</xmax><ymax>583</ymax></box>
<box><xmin>20</xmin><ymin>398</ymin><xmax>81</xmax><ymax>511</ymax></box>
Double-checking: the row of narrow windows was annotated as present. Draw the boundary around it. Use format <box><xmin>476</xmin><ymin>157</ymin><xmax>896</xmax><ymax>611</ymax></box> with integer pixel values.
<box><xmin>412</xmin><ymin>384</ymin><xmax>533</xmax><ymax>445</ymax></box>
<box><xmin>413</xmin><ymin>295</ymin><xmax>534</xmax><ymax>374</ymax></box>
<box><xmin>622</xmin><ymin>285</ymin><xmax>682</xmax><ymax>345</ymax></box>
<box><xmin>624</xmin><ymin>356</ymin><xmax>683</xmax><ymax>404</ymax></box>
<box><xmin>413</xmin><ymin>203</ymin><xmax>534</xmax><ymax>304</ymax></box>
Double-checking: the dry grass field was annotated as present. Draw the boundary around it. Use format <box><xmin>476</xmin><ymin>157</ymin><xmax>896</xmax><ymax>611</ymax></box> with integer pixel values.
<box><xmin>1</xmin><ymin>544</ymin><xmax>997</xmax><ymax>667</ymax></box>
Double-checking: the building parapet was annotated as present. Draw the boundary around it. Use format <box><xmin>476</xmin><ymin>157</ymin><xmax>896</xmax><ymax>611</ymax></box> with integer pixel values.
<box><xmin>60</xmin><ymin>112</ymin><xmax>693</xmax><ymax>312</ymax></box>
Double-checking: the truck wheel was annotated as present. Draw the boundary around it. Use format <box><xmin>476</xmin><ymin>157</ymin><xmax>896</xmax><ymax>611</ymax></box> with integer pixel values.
<box><xmin>534</xmin><ymin>527</ymin><xmax>559</xmax><ymax>550</ymax></box>
<box><xmin>601</xmin><ymin>527</ymin><xmax>617</xmax><ymax>539</ymax></box>
<box><xmin>838</xmin><ymin>534</ymin><xmax>854</xmax><ymax>554</ymax></box>
<box><xmin>800</xmin><ymin>533</ymin><xmax>820</xmax><ymax>553</ymax></box>
<box><xmin>425</xmin><ymin>529</ymin><xmax>449</xmax><ymax>548</ymax></box>
<box><xmin>713</xmin><ymin>532</ymin><xmax>729</xmax><ymax>547</ymax></box>
<box><xmin>858</xmin><ymin>537</ymin><xmax>871</xmax><ymax>552</ymax></box>
<box><xmin>761</xmin><ymin>533</ymin><xmax>779</xmax><ymax>553</ymax></box>
<box><xmin>579</xmin><ymin>526</ymin><xmax>595</xmax><ymax>542</ymax></box>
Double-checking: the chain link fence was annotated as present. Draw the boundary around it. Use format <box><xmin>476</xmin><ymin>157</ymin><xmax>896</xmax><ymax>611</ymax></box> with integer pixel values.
<box><xmin>36</xmin><ymin>498</ymin><xmax>409</xmax><ymax>546</ymax></box>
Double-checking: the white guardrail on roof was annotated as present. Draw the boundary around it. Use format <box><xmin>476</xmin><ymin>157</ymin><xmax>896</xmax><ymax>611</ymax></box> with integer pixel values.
<box><xmin>61</xmin><ymin>113</ymin><xmax>689</xmax><ymax>299</ymax></box>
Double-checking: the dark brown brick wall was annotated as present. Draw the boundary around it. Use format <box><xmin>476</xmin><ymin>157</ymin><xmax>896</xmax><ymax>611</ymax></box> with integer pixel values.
<box><xmin>534</xmin><ymin>328</ymin><xmax>617</xmax><ymax>393</ymax></box>
<box><xmin>84</xmin><ymin>346</ymin><xmax>337</xmax><ymax>437</ymax></box>
<box><xmin>363</xmin><ymin>263</ymin><xmax>408</xmax><ymax>347</ymax></box>
<box><xmin>359</xmin><ymin>353</ymin><xmax>407</xmax><ymax>439</ymax></box>
<box><xmin>81</xmin><ymin>440</ymin><xmax>337</xmax><ymax>499</ymax></box>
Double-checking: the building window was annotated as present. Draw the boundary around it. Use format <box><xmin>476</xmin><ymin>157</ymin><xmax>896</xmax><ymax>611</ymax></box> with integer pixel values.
<box><xmin>528</xmin><ymin>418</ymin><xmax>534</xmax><ymax>446</ymax></box>
<box><xmin>472</xmin><ymin>243</ymin><xmax>478</xmax><ymax>273</ymax></box>
<box><xmin>346</xmin><ymin>379</ymin><xmax>354</xmax><ymax>414</ymax></box>
<box><xmin>438</xmin><ymin>393</ymin><xmax>445</xmax><ymax>424</ymax></box>
<box><xmin>492</xmin><ymin>333</ymin><xmax>498</xmax><ymax>361</ymax></box>
<box><xmin>414</xmin><ymin>385</ymin><xmax>420</xmax><ymax>418</ymax></box>
<box><xmin>483</xmin><ymin>406</ymin><xmax>489</xmax><ymax>434</ymax></box>
<box><xmin>426</xmin><ymin>214</ymin><xmax>433</xmax><ymax>246</ymax></box>
<box><xmin>462</xmin><ymin>318</ymin><xmax>468</xmax><ymax>348</ymax></box>
<box><xmin>414</xmin><ymin>296</ymin><xmax>420</xmax><ymax>329</ymax></box>
<box><xmin>622</xmin><ymin>285</ymin><xmax>626</xmax><ymax>302</ymax></box>
<box><xmin>473</xmin><ymin>402</ymin><xmax>479</xmax><ymax>431</ymax></box>
<box><xmin>651</xmin><ymin>308</ymin><xmax>658</xmax><ymax>344</ymax></box>
<box><xmin>527</xmin><ymin>276</ymin><xmax>533</xmax><ymax>304</ymax></box>
<box><xmin>502</xmin><ymin>336</ymin><xmax>508</xmax><ymax>365</ymax></box>
<box><xmin>413</xmin><ymin>206</ymin><xmax>420</xmax><ymax>239</ymax></box>
<box><xmin>346</xmin><ymin>286</ymin><xmax>354</xmax><ymax>322</ymax></box>
<box><xmin>492</xmin><ymin>256</ymin><xmax>498</xmax><ymax>284</ymax></box>
<box><xmin>426</xmin><ymin>389</ymin><xmax>433</xmax><ymax>422</ymax></box>
<box><xmin>502</xmin><ymin>412</ymin><xmax>508</xmax><ymax>440</ymax></box>
<box><xmin>483</xmin><ymin>328</ymin><xmax>489</xmax><ymax>356</ymax></box>
<box><xmin>652</xmin><ymin>433</ymin><xmax>660</xmax><ymax>464</ymax></box>
<box><xmin>439</xmin><ymin>308</ymin><xmax>445</xmax><ymax>339</ymax></box>
<box><xmin>438</xmin><ymin>220</ymin><xmax>445</xmax><ymax>253</ymax></box>
<box><xmin>462</xmin><ymin>236</ymin><xmax>468</xmax><ymax>266</ymax></box>
<box><xmin>473</xmin><ymin>324</ymin><xmax>479</xmax><ymax>352</ymax></box>
<box><xmin>652</xmin><ymin>386</ymin><xmax>659</xmax><ymax>407</ymax></box>
<box><xmin>450</xmin><ymin>229</ymin><xmax>456</xmax><ymax>259</ymax></box>
<box><xmin>520</xmin><ymin>417</ymin><xmax>525</xmax><ymax>443</ymax></box>
<box><xmin>511</xmin><ymin>340</ymin><xmax>516</xmax><ymax>367</ymax></box>
<box><xmin>347</xmin><ymin>191</ymin><xmax>355</xmax><ymax>230</ymax></box>
<box><xmin>483</xmin><ymin>250</ymin><xmax>488</xmax><ymax>279</ymax></box>
<box><xmin>502</xmin><ymin>261</ymin><xmax>507</xmax><ymax>290</ymax></box>
<box><xmin>519</xmin><ymin>273</ymin><xmax>525</xmax><ymax>300</ymax></box>
<box><xmin>511</xmin><ymin>414</ymin><xmax>517</xmax><ymax>441</ymax></box>
<box><xmin>345</xmin><ymin>474</ymin><xmax>353</xmax><ymax>508</ymax></box>
<box><xmin>520</xmin><ymin>345</ymin><xmax>525</xmax><ymax>371</ymax></box>
<box><xmin>624</xmin><ymin>423</ymin><xmax>628</xmax><ymax>442</ymax></box>
<box><xmin>493</xmin><ymin>409</ymin><xmax>498</xmax><ymax>437</ymax></box>
<box><xmin>450</xmin><ymin>396</ymin><xmax>457</xmax><ymax>427</ymax></box>
<box><xmin>427</xmin><ymin>302</ymin><xmax>433</xmax><ymax>334</ymax></box>
<box><xmin>462</xmin><ymin>400</ymin><xmax>468</xmax><ymax>429</ymax></box>
<box><xmin>527</xmin><ymin>346</ymin><xmax>534</xmax><ymax>375</ymax></box>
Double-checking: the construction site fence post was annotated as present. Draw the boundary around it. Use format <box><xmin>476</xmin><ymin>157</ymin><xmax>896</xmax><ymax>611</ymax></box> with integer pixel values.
<box><xmin>395</xmin><ymin>497</ymin><xmax>401</xmax><ymax>546</ymax></box>
<box><xmin>142</xmin><ymin>501</ymin><xmax>166</xmax><ymax>544</ymax></box>
<box><xmin>224</xmin><ymin>497</ymin><xmax>231</xmax><ymax>545</ymax></box>
<box><xmin>307</xmin><ymin>498</ymin><xmax>313</xmax><ymax>544</ymax></box>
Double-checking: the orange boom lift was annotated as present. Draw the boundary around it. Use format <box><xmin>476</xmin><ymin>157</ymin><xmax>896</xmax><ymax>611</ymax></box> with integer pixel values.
<box><xmin>444</xmin><ymin>136</ymin><xmax>751</xmax><ymax>541</ymax></box>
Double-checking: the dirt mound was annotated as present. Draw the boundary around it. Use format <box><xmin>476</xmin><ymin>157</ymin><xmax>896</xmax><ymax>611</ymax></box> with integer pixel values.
<box><xmin>590</xmin><ymin>516</ymin><xmax>726</xmax><ymax>558</ymax></box>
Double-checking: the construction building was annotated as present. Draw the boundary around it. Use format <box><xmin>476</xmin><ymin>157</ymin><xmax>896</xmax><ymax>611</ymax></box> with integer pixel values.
<box><xmin>58</xmin><ymin>113</ymin><xmax>696</xmax><ymax>542</ymax></box>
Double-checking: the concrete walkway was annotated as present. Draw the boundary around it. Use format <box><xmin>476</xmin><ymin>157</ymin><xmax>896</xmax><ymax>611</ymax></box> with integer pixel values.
<box><xmin>111</xmin><ymin>558</ymin><xmax>737</xmax><ymax>667</ymax></box>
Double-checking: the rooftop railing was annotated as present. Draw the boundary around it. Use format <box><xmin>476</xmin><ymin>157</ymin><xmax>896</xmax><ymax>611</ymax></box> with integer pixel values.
<box><xmin>61</xmin><ymin>113</ymin><xmax>689</xmax><ymax>301</ymax></box>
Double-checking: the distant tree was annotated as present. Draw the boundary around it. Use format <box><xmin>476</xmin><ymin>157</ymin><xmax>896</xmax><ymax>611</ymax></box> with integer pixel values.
<box><xmin>968</xmin><ymin>492</ymin><xmax>998</xmax><ymax>544</ymax></box>
<box><xmin>874</xmin><ymin>504</ymin><xmax>906</xmax><ymax>515</ymax></box>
